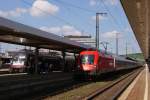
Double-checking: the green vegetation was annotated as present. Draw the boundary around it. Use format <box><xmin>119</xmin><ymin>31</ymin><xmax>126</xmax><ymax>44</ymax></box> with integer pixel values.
<box><xmin>127</xmin><ymin>53</ymin><xmax>145</xmax><ymax>61</ymax></box>
<box><xmin>46</xmin><ymin>82</ymin><xmax>108</xmax><ymax>100</ymax></box>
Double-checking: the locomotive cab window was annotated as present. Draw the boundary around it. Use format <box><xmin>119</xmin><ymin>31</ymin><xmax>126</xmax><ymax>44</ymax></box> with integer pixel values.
<box><xmin>80</xmin><ymin>55</ymin><xmax>94</xmax><ymax>64</ymax></box>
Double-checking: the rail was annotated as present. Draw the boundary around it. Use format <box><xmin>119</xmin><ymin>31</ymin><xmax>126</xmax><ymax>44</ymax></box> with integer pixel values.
<box><xmin>82</xmin><ymin>67</ymin><xmax>142</xmax><ymax>100</ymax></box>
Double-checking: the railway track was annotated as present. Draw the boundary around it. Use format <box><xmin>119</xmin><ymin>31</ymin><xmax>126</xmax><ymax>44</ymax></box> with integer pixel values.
<box><xmin>35</xmin><ymin>80</ymin><xmax>92</xmax><ymax>100</ymax></box>
<box><xmin>44</xmin><ymin>67</ymin><xmax>142</xmax><ymax>100</ymax></box>
<box><xmin>82</xmin><ymin>67</ymin><xmax>142</xmax><ymax>100</ymax></box>
<box><xmin>0</xmin><ymin>72</ymin><xmax>92</xmax><ymax>100</ymax></box>
<box><xmin>0</xmin><ymin>67</ymin><xmax>143</xmax><ymax>100</ymax></box>
<box><xmin>0</xmin><ymin>72</ymin><xmax>74</xmax><ymax>100</ymax></box>
<box><xmin>0</xmin><ymin>72</ymin><xmax>69</xmax><ymax>85</ymax></box>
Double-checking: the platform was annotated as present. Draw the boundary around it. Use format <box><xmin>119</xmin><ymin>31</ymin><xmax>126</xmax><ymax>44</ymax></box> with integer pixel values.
<box><xmin>119</xmin><ymin>65</ymin><xmax>149</xmax><ymax>100</ymax></box>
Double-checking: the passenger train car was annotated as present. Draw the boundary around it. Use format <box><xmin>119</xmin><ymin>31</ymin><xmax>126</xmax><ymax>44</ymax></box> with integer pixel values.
<box><xmin>10</xmin><ymin>55</ymin><xmax>26</xmax><ymax>73</ymax></box>
<box><xmin>75</xmin><ymin>49</ymin><xmax>141</xmax><ymax>78</ymax></box>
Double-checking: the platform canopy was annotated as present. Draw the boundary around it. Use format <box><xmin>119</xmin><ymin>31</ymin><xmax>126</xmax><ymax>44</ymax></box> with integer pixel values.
<box><xmin>121</xmin><ymin>0</ymin><xmax>150</xmax><ymax>60</ymax></box>
<box><xmin>0</xmin><ymin>17</ymin><xmax>94</xmax><ymax>53</ymax></box>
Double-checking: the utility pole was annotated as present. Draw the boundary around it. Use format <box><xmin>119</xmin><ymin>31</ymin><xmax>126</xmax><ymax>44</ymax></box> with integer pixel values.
<box><xmin>116</xmin><ymin>33</ymin><xmax>119</xmax><ymax>56</ymax></box>
<box><xmin>96</xmin><ymin>12</ymin><xmax>107</xmax><ymax>49</ymax></box>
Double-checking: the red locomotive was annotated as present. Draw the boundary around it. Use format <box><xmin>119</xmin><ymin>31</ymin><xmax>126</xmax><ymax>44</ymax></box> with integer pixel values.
<box><xmin>75</xmin><ymin>49</ymin><xmax>140</xmax><ymax>79</ymax></box>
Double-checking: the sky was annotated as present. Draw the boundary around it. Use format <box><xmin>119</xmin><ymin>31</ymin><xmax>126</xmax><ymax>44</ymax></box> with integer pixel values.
<box><xmin>0</xmin><ymin>0</ymin><xmax>141</xmax><ymax>55</ymax></box>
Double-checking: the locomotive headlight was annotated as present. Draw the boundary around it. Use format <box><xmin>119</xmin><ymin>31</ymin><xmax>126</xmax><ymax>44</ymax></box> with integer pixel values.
<box><xmin>93</xmin><ymin>65</ymin><xmax>97</xmax><ymax>68</ymax></box>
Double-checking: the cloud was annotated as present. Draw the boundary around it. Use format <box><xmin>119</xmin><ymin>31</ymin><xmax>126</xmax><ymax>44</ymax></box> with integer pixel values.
<box><xmin>61</xmin><ymin>25</ymin><xmax>82</xmax><ymax>36</ymax></box>
<box><xmin>0</xmin><ymin>8</ymin><xmax>27</xmax><ymax>17</ymax></box>
<box><xmin>91</xmin><ymin>15</ymin><xmax>107</xmax><ymax>21</ymax></box>
<box><xmin>40</xmin><ymin>26</ymin><xmax>61</xmax><ymax>34</ymax></box>
<box><xmin>105</xmin><ymin>0</ymin><xmax>118</xmax><ymax>6</ymax></box>
<box><xmin>102</xmin><ymin>30</ymin><xmax>122</xmax><ymax>38</ymax></box>
<box><xmin>40</xmin><ymin>25</ymin><xmax>83</xmax><ymax>36</ymax></box>
<box><xmin>30</xmin><ymin>0</ymin><xmax>59</xmax><ymax>17</ymax></box>
<box><xmin>89</xmin><ymin>0</ymin><xmax>97</xmax><ymax>6</ymax></box>
<box><xmin>0</xmin><ymin>0</ymin><xmax>59</xmax><ymax>18</ymax></box>
<box><xmin>89</xmin><ymin>0</ymin><xmax>118</xmax><ymax>6</ymax></box>
<box><xmin>109</xmin><ymin>0</ymin><xmax>118</xmax><ymax>5</ymax></box>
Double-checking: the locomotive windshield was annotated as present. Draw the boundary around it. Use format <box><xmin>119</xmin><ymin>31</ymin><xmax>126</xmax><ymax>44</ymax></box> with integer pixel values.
<box><xmin>80</xmin><ymin>55</ymin><xmax>94</xmax><ymax>64</ymax></box>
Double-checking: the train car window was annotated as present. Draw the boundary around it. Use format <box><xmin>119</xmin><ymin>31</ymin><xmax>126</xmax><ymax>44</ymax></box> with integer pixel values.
<box><xmin>80</xmin><ymin>55</ymin><xmax>94</xmax><ymax>64</ymax></box>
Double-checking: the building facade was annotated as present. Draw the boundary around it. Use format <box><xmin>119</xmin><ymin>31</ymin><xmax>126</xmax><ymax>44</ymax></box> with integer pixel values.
<box><xmin>64</xmin><ymin>35</ymin><xmax>96</xmax><ymax>48</ymax></box>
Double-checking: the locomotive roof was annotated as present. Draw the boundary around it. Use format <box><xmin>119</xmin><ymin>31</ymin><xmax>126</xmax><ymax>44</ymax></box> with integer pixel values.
<box><xmin>82</xmin><ymin>49</ymin><xmax>137</xmax><ymax>63</ymax></box>
<box><xmin>98</xmin><ymin>49</ymin><xmax>137</xmax><ymax>62</ymax></box>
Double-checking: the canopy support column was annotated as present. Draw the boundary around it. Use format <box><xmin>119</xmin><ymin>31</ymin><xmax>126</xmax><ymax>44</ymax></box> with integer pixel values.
<box><xmin>34</xmin><ymin>47</ymin><xmax>39</xmax><ymax>74</ymax></box>
<box><xmin>62</xmin><ymin>50</ymin><xmax>66</xmax><ymax>72</ymax></box>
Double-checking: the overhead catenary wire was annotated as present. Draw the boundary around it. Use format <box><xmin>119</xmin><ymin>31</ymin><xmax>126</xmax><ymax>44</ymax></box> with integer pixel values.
<box><xmin>22</xmin><ymin>0</ymin><xmax>127</xmax><ymax>40</ymax></box>
<box><xmin>21</xmin><ymin>0</ymin><xmax>89</xmax><ymax>36</ymax></box>
<box><xmin>54</xmin><ymin>0</ymin><xmax>129</xmax><ymax>52</ymax></box>
<box><xmin>52</xmin><ymin>0</ymin><xmax>98</xmax><ymax>36</ymax></box>
<box><xmin>52</xmin><ymin>0</ymin><xmax>122</xmax><ymax>38</ymax></box>
<box><xmin>56</xmin><ymin>0</ymin><xmax>125</xmax><ymax>33</ymax></box>
<box><xmin>98</xmin><ymin>0</ymin><xmax>138</xmax><ymax>54</ymax></box>
<box><xmin>100</xmin><ymin>0</ymin><xmax>125</xmax><ymax>33</ymax></box>
<box><xmin>52</xmin><ymin>0</ymin><xmax>97</xmax><ymax>13</ymax></box>
<box><xmin>99</xmin><ymin>0</ymin><xmax>135</xmax><ymax>54</ymax></box>
<box><xmin>23</xmin><ymin>0</ymin><xmax>125</xmax><ymax>33</ymax></box>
